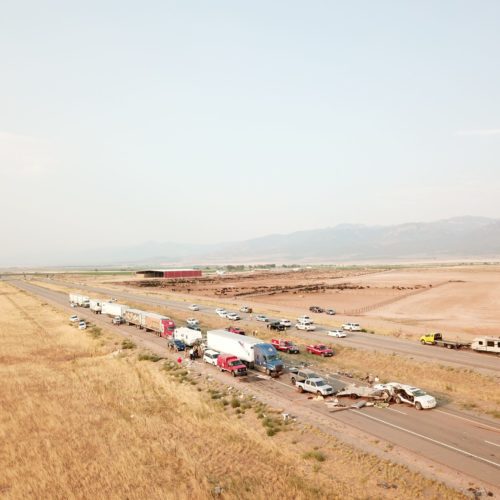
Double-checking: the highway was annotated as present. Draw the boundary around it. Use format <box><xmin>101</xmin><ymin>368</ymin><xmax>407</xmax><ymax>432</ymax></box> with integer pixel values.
<box><xmin>10</xmin><ymin>279</ymin><xmax>500</xmax><ymax>493</ymax></box>
<box><xmin>31</xmin><ymin>277</ymin><xmax>500</xmax><ymax>375</ymax></box>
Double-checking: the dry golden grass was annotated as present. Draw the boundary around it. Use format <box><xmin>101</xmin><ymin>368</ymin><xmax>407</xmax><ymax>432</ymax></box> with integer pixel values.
<box><xmin>0</xmin><ymin>282</ymin><xmax>465</xmax><ymax>499</ymax></box>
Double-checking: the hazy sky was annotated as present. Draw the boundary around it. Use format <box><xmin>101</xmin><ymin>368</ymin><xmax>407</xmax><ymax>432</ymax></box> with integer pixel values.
<box><xmin>1</xmin><ymin>1</ymin><xmax>499</xmax><ymax>264</ymax></box>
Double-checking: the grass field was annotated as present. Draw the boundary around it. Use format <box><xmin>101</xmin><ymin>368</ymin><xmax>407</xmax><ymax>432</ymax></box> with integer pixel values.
<box><xmin>0</xmin><ymin>281</ymin><xmax>465</xmax><ymax>498</ymax></box>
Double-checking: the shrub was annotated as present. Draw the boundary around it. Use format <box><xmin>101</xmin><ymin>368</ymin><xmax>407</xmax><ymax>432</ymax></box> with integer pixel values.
<box><xmin>121</xmin><ymin>339</ymin><xmax>136</xmax><ymax>350</ymax></box>
<box><xmin>303</xmin><ymin>450</ymin><xmax>326</xmax><ymax>462</ymax></box>
<box><xmin>138</xmin><ymin>353</ymin><xmax>162</xmax><ymax>362</ymax></box>
<box><xmin>230</xmin><ymin>398</ymin><xmax>241</xmax><ymax>408</ymax></box>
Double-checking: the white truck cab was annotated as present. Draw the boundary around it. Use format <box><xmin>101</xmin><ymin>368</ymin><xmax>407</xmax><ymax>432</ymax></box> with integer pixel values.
<box><xmin>378</xmin><ymin>382</ymin><xmax>436</xmax><ymax>410</ymax></box>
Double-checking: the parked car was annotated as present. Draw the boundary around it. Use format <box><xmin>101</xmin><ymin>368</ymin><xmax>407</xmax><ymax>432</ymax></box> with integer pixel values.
<box><xmin>112</xmin><ymin>316</ymin><xmax>123</xmax><ymax>325</ymax></box>
<box><xmin>295</xmin><ymin>323</ymin><xmax>316</xmax><ymax>331</ymax></box>
<box><xmin>325</xmin><ymin>309</ymin><xmax>336</xmax><ymax>315</ymax></box>
<box><xmin>306</xmin><ymin>344</ymin><xmax>334</xmax><ymax>357</ymax></box>
<box><xmin>78</xmin><ymin>321</ymin><xmax>87</xmax><ymax>330</ymax></box>
<box><xmin>226</xmin><ymin>327</ymin><xmax>245</xmax><ymax>335</ymax></box>
<box><xmin>69</xmin><ymin>315</ymin><xmax>79</xmax><ymax>323</ymax></box>
<box><xmin>168</xmin><ymin>339</ymin><xmax>186</xmax><ymax>352</ymax></box>
<box><xmin>328</xmin><ymin>329</ymin><xmax>347</xmax><ymax>338</ymax></box>
<box><xmin>342</xmin><ymin>322</ymin><xmax>362</xmax><ymax>331</ymax></box>
<box><xmin>186</xmin><ymin>318</ymin><xmax>199</xmax><ymax>327</ymax></box>
<box><xmin>215</xmin><ymin>308</ymin><xmax>227</xmax><ymax>318</ymax></box>
<box><xmin>309</xmin><ymin>306</ymin><xmax>324</xmax><ymax>313</ymax></box>
<box><xmin>240</xmin><ymin>306</ymin><xmax>253</xmax><ymax>313</ymax></box>
<box><xmin>188</xmin><ymin>304</ymin><xmax>200</xmax><ymax>311</ymax></box>
<box><xmin>267</xmin><ymin>321</ymin><xmax>286</xmax><ymax>331</ymax></box>
<box><xmin>203</xmin><ymin>349</ymin><xmax>220</xmax><ymax>366</ymax></box>
<box><xmin>279</xmin><ymin>319</ymin><xmax>292</xmax><ymax>328</ymax></box>
<box><xmin>297</xmin><ymin>315</ymin><xmax>313</xmax><ymax>325</ymax></box>
<box><xmin>226</xmin><ymin>312</ymin><xmax>241</xmax><ymax>321</ymax></box>
<box><xmin>255</xmin><ymin>314</ymin><xmax>268</xmax><ymax>322</ymax></box>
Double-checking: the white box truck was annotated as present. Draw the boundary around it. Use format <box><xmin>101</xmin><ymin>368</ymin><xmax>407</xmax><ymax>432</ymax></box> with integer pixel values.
<box><xmin>89</xmin><ymin>299</ymin><xmax>102</xmax><ymax>314</ymax></box>
<box><xmin>206</xmin><ymin>329</ymin><xmax>283</xmax><ymax>376</ymax></box>
<box><xmin>174</xmin><ymin>327</ymin><xmax>202</xmax><ymax>346</ymax></box>
<box><xmin>69</xmin><ymin>293</ymin><xmax>90</xmax><ymax>307</ymax></box>
<box><xmin>101</xmin><ymin>302</ymin><xmax>129</xmax><ymax>318</ymax></box>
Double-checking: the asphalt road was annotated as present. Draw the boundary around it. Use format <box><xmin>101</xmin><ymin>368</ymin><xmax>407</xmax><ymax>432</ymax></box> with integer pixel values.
<box><xmin>32</xmin><ymin>277</ymin><xmax>500</xmax><ymax>375</ymax></box>
<box><xmin>9</xmin><ymin>279</ymin><xmax>500</xmax><ymax>492</ymax></box>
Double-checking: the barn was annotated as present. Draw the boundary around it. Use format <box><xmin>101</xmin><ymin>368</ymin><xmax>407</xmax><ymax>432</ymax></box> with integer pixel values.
<box><xmin>136</xmin><ymin>269</ymin><xmax>202</xmax><ymax>279</ymax></box>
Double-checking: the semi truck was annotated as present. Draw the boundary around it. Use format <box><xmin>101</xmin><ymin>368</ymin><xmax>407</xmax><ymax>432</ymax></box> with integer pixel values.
<box><xmin>69</xmin><ymin>294</ymin><xmax>90</xmax><ymax>307</ymax></box>
<box><xmin>123</xmin><ymin>308</ymin><xmax>146</xmax><ymax>328</ymax></box>
<box><xmin>89</xmin><ymin>299</ymin><xmax>102</xmax><ymax>314</ymax></box>
<box><xmin>173</xmin><ymin>327</ymin><xmax>202</xmax><ymax>346</ymax></box>
<box><xmin>206</xmin><ymin>329</ymin><xmax>283</xmax><ymax>377</ymax></box>
<box><xmin>101</xmin><ymin>302</ymin><xmax>129</xmax><ymax>318</ymax></box>
<box><xmin>144</xmin><ymin>312</ymin><xmax>175</xmax><ymax>337</ymax></box>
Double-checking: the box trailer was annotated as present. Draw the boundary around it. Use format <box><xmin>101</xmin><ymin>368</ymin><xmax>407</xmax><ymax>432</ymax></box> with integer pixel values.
<box><xmin>123</xmin><ymin>308</ymin><xmax>146</xmax><ymax>328</ymax></box>
<box><xmin>174</xmin><ymin>327</ymin><xmax>202</xmax><ymax>346</ymax></box>
<box><xmin>144</xmin><ymin>312</ymin><xmax>175</xmax><ymax>337</ymax></box>
<box><xmin>206</xmin><ymin>329</ymin><xmax>283</xmax><ymax>376</ymax></box>
<box><xmin>101</xmin><ymin>302</ymin><xmax>129</xmax><ymax>318</ymax></box>
<box><xmin>69</xmin><ymin>293</ymin><xmax>90</xmax><ymax>307</ymax></box>
<box><xmin>89</xmin><ymin>299</ymin><xmax>102</xmax><ymax>314</ymax></box>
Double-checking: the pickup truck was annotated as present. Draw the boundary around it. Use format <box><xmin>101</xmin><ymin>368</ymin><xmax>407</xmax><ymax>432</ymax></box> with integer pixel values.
<box><xmin>226</xmin><ymin>327</ymin><xmax>245</xmax><ymax>335</ymax></box>
<box><xmin>271</xmin><ymin>338</ymin><xmax>300</xmax><ymax>354</ymax></box>
<box><xmin>419</xmin><ymin>332</ymin><xmax>470</xmax><ymax>349</ymax></box>
<box><xmin>296</xmin><ymin>377</ymin><xmax>334</xmax><ymax>397</ymax></box>
<box><xmin>217</xmin><ymin>353</ymin><xmax>247</xmax><ymax>377</ymax></box>
<box><xmin>342</xmin><ymin>322</ymin><xmax>361</xmax><ymax>331</ymax></box>
<box><xmin>309</xmin><ymin>306</ymin><xmax>324</xmax><ymax>313</ymax></box>
<box><xmin>306</xmin><ymin>344</ymin><xmax>334</xmax><ymax>357</ymax></box>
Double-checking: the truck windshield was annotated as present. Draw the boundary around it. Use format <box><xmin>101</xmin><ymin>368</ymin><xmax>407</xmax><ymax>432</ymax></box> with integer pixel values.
<box><xmin>228</xmin><ymin>360</ymin><xmax>242</xmax><ymax>367</ymax></box>
<box><xmin>315</xmin><ymin>380</ymin><xmax>325</xmax><ymax>386</ymax></box>
<box><xmin>265</xmin><ymin>354</ymin><xmax>279</xmax><ymax>362</ymax></box>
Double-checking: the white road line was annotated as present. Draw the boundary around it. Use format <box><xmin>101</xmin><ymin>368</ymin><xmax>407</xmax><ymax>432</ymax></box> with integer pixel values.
<box><xmin>435</xmin><ymin>409</ymin><xmax>500</xmax><ymax>433</ymax></box>
<box><xmin>385</xmin><ymin>407</ymin><xmax>408</xmax><ymax>415</ymax></box>
<box><xmin>485</xmin><ymin>440</ymin><xmax>500</xmax><ymax>448</ymax></box>
<box><xmin>350</xmin><ymin>410</ymin><xmax>500</xmax><ymax>469</ymax></box>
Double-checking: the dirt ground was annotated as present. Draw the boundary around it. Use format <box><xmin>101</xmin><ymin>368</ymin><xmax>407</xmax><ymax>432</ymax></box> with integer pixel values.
<box><xmin>100</xmin><ymin>265</ymin><xmax>500</xmax><ymax>338</ymax></box>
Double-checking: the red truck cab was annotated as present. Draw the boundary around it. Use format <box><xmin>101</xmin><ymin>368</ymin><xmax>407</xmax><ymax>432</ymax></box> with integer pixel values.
<box><xmin>217</xmin><ymin>353</ymin><xmax>247</xmax><ymax>376</ymax></box>
<box><xmin>271</xmin><ymin>338</ymin><xmax>300</xmax><ymax>354</ymax></box>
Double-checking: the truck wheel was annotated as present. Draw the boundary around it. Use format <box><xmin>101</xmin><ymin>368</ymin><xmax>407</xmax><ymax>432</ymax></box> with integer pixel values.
<box><xmin>232</xmin><ymin>371</ymin><xmax>236</xmax><ymax>377</ymax></box>
<box><xmin>350</xmin><ymin>393</ymin><xmax>359</xmax><ymax>399</ymax></box>
<box><xmin>415</xmin><ymin>402</ymin><xmax>422</xmax><ymax>410</ymax></box>
<box><xmin>420</xmin><ymin>340</ymin><xmax>426</xmax><ymax>344</ymax></box>
<box><xmin>298</xmin><ymin>386</ymin><xmax>304</xmax><ymax>393</ymax></box>
<box><xmin>291</xmin><ymin>377</ymin><xmax>296</xmax><ymax>385</ymax></box>
<box><xmin>395</xmin><ymin>396</ymin><xmax>402</xmax><ymax>404</ymax></box>
<box><xmin>317</xmin><ymin>391</ymin><xmax>323</xmax><ymax>397</ymax></box>
<box><xmin>446</xmin><ymin>344</ymin><xmax>452</xmax><ymax>349</ymax></box>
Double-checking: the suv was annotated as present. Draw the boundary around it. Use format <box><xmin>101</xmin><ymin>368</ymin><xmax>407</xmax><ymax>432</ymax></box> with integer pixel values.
<box><xmin>112</xmin><ymin>316</ymin><xmax>123</xmax><ymax>325</ymax></box>
<box><xmin>188</xmin><ymin>304</ymin><xmax>200</xmax><ymax>311</ymax></box>
<box><xmin>267</xmin><ymin>321</ymin><xmax>286</xmax><ymax>331</ymax></box>
<box><xmin>69</xmin><ymin>315</ymin><xmax>79</xmax><ymax>323</ymax></box>
<box><xmin>186</xmin><ymin>318</ymin><xmax>199</xmax><ymax>327</ymax></box>
<box><xmin>168</xmin><ymin>339</ymin><xmax>186</xmax><ymax>352</ymax></box>
<box><xmin>290</xmin><ymin>369</ymin><xmax>320</xmax><ymax>386</ymax></box>
<box><xmin>203</xmin><ymin>349</ymin><xmax>220</xmax><ymax>366</ymax></box>
<box><xmin>226</xmin><ymin>312</ymin><xmax>241</xmax><ymax>321</ymax></box>
<box><xmin>297</xmin><ymin>316</ymin><xmax>313</xmax><ymax>325</ymax></box>
<box><xmin>325</xmin><ymin>309</ymin><xmax>336</xmax><ymax>315</ymax></box>
<box><xmin>240</xmin><ymin>306</ymin><xmax>253</xmax><ymax>313</ymax></box>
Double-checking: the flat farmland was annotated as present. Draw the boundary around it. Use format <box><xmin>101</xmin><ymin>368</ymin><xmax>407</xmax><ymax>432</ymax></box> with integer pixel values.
<box><xmin>98</xmin><ymin>265</ymin><xmax>500</xmax><ymax>339</ymax></box>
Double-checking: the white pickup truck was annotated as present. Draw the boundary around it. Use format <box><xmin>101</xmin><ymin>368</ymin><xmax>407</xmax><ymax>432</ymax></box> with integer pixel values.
<box><xmin>296</xmin><ymin>377</ymin><xmax>334</xmax><ymax>397</ymax></box>
<box><xmin>374</xmin><ymin>382</ymin><xmax>437</xmax><ymax>410</ymax></box>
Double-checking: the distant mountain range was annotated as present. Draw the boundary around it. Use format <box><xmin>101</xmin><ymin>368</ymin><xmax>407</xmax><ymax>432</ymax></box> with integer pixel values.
<box><xmin>45</xmin><ymin>216</ymin><xmax>500</xmax><ymax>267</ymax></box>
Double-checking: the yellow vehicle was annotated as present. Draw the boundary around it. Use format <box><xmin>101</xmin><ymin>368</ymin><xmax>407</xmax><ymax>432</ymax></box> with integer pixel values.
<box><xmin>419</xmin><ymin>333</ymin><xmax>470</xmax><ymax>349</ymax></box>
